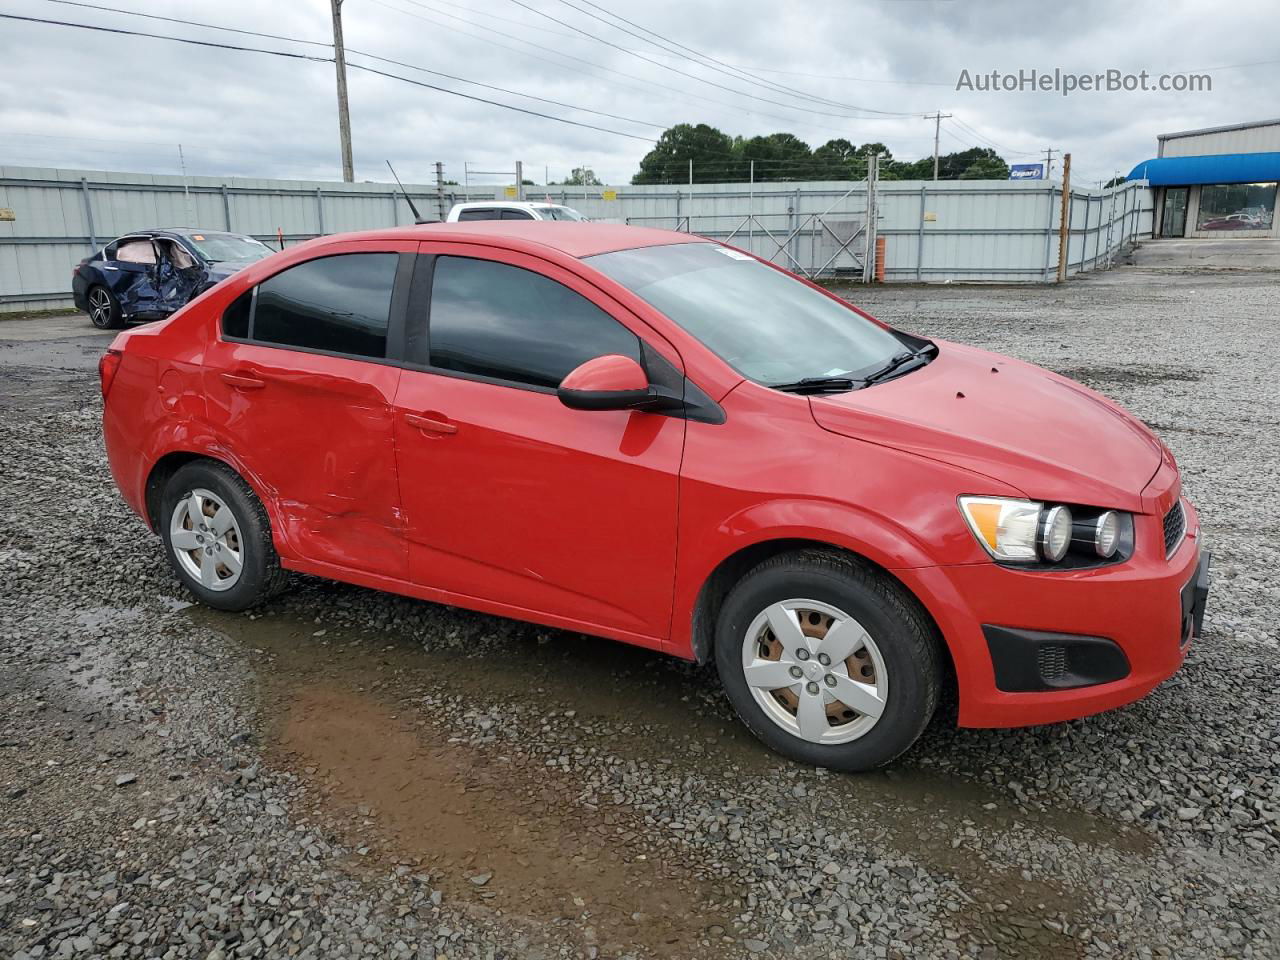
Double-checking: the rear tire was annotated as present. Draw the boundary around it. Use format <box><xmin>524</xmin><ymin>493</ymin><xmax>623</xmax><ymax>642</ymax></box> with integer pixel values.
<box><xmin>159</xmin><ymin>460</ymin><xmax>288</xmax><ymax>611</ymax></box>
<box><xmin>715</xmin><ymin>549</ymin><xmax>941</xmax><ymax>771</ymax></box>
<box><xmin>87</xmin><ymin>285</ymin><xmax>124</xmax><ymax>329</ymax></box>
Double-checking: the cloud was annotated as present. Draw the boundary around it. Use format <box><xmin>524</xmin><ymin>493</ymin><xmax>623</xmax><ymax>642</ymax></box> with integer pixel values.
<box><xmin>2</xmin><ymin>0</ymin><xmax>1275</xmax><ymax>188</ymax></box>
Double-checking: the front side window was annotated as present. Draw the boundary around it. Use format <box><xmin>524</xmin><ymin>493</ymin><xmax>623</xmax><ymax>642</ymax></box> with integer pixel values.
<box><xmin>251</xmin><ymin>253</ymin><xmax>397</xmax><ymax>358</ymax></box>
<box><xmin>457</xmin><ymin>209</ymin><xmax>498</xmax><ymax>221</ymax></box>
<box><xmin>501</xmin><ymin>209</ymin><xmax>534</xmax><ymax>220</ymax></box>
<box><xmin>589</xmin><ymin>242</ymin><xmax>909</xmax><ymax>385</ymax></box>
<box><xmin>427</xmin><ymin>256</ymin><xmax>640</xmax><ymax>388</ymax></box>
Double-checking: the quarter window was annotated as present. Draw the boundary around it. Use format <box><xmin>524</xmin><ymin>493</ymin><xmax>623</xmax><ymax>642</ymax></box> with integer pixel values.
<box><xmin>222</xmin><ymin>289</ymin><xmax>251</xmax><ymax>339</ymax></box>
<box><xmin>427</xmin><ymin>256</ymin><xmax>640</xmax><ymax>388</ymax></box>
<box><xmin>252</xmin><ymin>253</ymin><xmax>397</xmax><ymax>358</ymax></box>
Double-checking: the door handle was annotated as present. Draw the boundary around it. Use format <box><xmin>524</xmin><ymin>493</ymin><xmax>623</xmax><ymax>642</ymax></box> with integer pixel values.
<box><xmin>221</xmin><ymin>371</ymin><xmax>266</xmax><ymax>390</ymax></box>
<box><xmin>405</xmin><ymin>412</ymin><xmax>457</xmax><ymax>435</ymax></box>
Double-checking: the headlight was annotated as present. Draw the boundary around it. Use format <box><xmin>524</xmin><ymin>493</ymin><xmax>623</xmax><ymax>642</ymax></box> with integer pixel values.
<box><xmin>959</xmin><ymin>497</ymin><xmax>1074</xmax><ymax>563</ymax></box>
<box><xmin>1073</xmin><ymin>509</ymin><xmax>1121</xmax><ymax>558</ymax></box>
<box><xmin>1038</xmin><ymin>505</ymin><xmax>1073</xmax><ymax>562</ymax></box>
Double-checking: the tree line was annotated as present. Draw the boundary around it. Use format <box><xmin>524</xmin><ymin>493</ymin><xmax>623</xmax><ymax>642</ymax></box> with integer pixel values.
<box><xmin>631</xmin><ymin>123</ymin><xmax>1012</xmax><ymax>184</ymax></box>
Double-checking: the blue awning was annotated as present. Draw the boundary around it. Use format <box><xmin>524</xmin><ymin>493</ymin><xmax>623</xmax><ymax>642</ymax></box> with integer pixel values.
<box><xmin>1126</xmin><ymin>152</ymin><xmax>1280</xmax><ymax>186</ymax></box>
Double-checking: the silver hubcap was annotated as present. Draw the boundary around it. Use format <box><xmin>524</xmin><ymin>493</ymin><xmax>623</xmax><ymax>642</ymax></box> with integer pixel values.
<box><xmin>169</xmin><ymin>488</ymin><xmax>244</xmax><ymax>592</ymax></box>
<box><xmin>89</xmin><ymin>290</ymin><xmax>111</xmax><ymax>326</ymax></box>
<box><xmin>741</xmin><ymin>599</ymin><xmax>889</xmax><ymax>744</ymax></box>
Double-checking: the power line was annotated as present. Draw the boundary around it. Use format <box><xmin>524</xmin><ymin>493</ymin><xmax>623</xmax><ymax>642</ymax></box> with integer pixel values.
<box><xmin>38</xmin><ymin>0</ymin><xmax>331</xmax><ymax>48</ymax></box>
<box><xmin>2</xmin><ymin>12</ymin><xmax>659</xmax><ymax>144</ymax></box>
<box><xmin>0</xmin><ymin>12</ymin><xmax>333</xmax><ymax>62</ymax></box>
<box><xmin>948</xmin><ymin>116</ymin><xmax>1040</xmax><ymax>157</ymax></box>
<box><xmin>343</xmin><ymin>60</ymin><xmax>656</xmax><ymax>142</ymax></box>
<box><xmin>505</xmin><ymin>0</ymin><xmax>918</xmax><ymax>121</ymax></box>
<box><xmin>557</xmin><ymin>0</ymin><xmax>917</xmax><ymax>117</ymax></box>
<box><xmin>381</xmin><ymin>0</ymin><xmax>894</xmax><ymax>137</ymax></box>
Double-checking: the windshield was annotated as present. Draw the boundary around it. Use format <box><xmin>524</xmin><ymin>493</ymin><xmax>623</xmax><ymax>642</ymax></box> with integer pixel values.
<box><xmin>184</xmin><ymin>233</ymin><xmax>273</xmax><ymax>263</ymax></box>
<box><xmin>543</xmin><ymin>206</ymin><xmax>586</xmax><ymax>221</ymax></box>
<box><xmin>588</xmin><ymin>243</ymin><xmax>910</xmax><ymax>384</ymax></box>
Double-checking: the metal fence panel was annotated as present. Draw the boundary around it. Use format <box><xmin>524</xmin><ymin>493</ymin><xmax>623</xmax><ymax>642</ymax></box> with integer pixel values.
<box><xmin>0</xmin><ymin>164</ymin><xmax>1153</xmax><ymax>311</ymax></box>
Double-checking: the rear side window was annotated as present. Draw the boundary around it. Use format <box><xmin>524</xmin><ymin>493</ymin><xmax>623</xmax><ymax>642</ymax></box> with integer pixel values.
<box><xmin>116</xmin><ymin>240</ymin><xmax>156</xmax><ymax>264</ymax></box>
<box><xmin>427</xmin><ymin>256</ymin><xmax>640</xmax><ymax>388</ymax></box>
<box><xmin>457</xmin><ymin>209</ymin><xmax>498</xmax><ymax>221</ymax></box>
<box><xmin>252</xmin><ymin>253</ymin><xmax>397</xmax><ymax>358</ymax></box>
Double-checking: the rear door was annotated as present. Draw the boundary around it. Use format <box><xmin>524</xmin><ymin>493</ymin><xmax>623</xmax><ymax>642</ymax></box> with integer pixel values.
<box><xmin>202</xmin><ymin>240</ymin><xmax>415</xmax><ymax>578</ymax></box>
<box><xmin>390</xmin><ymin>245</ymin><xmax>685</xmax><ymax>643</ymax></box>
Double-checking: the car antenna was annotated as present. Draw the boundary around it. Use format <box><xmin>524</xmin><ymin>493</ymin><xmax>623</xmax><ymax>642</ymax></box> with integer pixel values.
<box><xmin>386</xmin><ymin>161</ymin><xmax>430</xmax><ymax>224</ymax></box>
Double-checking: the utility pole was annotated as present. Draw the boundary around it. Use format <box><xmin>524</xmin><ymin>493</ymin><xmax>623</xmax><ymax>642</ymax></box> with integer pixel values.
<box><xmin>435</xmin><ymin>161</ymin><xmax>445</xmax><ymax>221</ymax></box>
<box><xmin>688</xmin><ymin>158</ymin><xmax>693</xmax><ymax>186</ymax></box>
<box><xmin>924</xmin><ymin>112</ymin><xmax>953</xmax><ymax>181</ymax></box>
<box><xmin>1043</xmin><ymin>147</ymin><xmax>1058</xmax><ymax>180</ymax></box>
<box><xmin>330</xmin><ymin>0</ymin><xmax>355</xmax><ymax>182</ymax></box>
<box><xmin>1056</xmin><ymin>152</ymin><xmax>1072</xmax><ymax>283</ymax></box>
<box><xmin>515</xmin><ymin>160</ymin><xmax>523</xmax><ymax>200</ymax></box>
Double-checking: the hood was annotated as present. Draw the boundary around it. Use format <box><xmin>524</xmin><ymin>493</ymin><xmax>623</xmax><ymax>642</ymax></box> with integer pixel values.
<box><xmin>809</xmin><ymin>341</ymin><xmax>1163</xmax><ymax>512</ymax></box>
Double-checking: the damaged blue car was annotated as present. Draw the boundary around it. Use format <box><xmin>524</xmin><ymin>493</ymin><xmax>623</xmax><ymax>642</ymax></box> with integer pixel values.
<box><xmin>73</xmin><ymin>228</ymin><xmax>274</xmax><ymax>329</ymax></box>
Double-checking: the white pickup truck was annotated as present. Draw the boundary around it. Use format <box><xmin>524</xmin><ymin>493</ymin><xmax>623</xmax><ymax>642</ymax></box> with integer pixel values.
<box><xmin>445</xmin><ymin>201</ymin><xmax>588</xmax><ymax>222</ymax></box>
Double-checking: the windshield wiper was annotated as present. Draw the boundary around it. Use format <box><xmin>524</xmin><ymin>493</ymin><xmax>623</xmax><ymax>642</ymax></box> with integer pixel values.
<box><xmin>768</xmin><ymin>375</ymin><xmax>859</xmax><ymax>394</ymax></box>
<box><xmin>861</xmin><ymin>347</ymin><xmax>933</xmax><ymax>386</ymax></box>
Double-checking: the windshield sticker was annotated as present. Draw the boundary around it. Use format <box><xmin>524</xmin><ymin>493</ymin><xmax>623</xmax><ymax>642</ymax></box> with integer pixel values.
<box><xmin>191</xmin><ymin>235</ymin><xmax>205</xmax><ymax>241</ymax></box>
<box><xmin>714</xmin><ymin>247</ymin><xmax>754</xmax><ymax>261</ymax></box>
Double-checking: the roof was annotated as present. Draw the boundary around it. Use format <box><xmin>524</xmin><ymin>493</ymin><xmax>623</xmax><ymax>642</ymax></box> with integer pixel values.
<box><xmin>406</xmin><ymin>221</ymin><xmax>705</xmax><ymax>258</ymax></box>
<box><xmin>449</xmin><ymin>201</ymin><xmax>566</xmax><ymax>209</ymax></box>
<box><xmin>1125</xmin><ymin>152</ymin><xmax>1280</xmax><ymax>186</ymax></box>
<box><xmin>1158</xmin><ymin>118</ymin><xmax>1280</xmax><ymax>142</ymax></box>
<box><xmin>137</xmin><ymin>227</ymin><xmax>245</xmax><ymax>237</ymax></box>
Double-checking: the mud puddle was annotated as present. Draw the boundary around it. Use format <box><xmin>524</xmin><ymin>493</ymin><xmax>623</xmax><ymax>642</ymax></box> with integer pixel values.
<box><xmin>274</xmin><ymin>683</ymin><xmax>730</xmax><ymax>957</ymax></box>
<box><xmin>188</xmin><ymin>598</ymin><xmax>1154</xmax><ymax>956</ymax></box>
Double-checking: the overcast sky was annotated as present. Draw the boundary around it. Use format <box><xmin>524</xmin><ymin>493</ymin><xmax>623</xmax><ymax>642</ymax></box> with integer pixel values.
<box><xmin>1</xmin><ymin>0</ymin><xmax>1277</xmax><ymax>188</ymax></box>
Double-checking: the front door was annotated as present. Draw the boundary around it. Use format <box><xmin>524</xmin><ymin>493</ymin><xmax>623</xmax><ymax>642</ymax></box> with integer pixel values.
<box><xmin>202</xmin><ymin>245</ymin><xmax>414</xmax><ymax>578</ymax></box>
<box><xmin>391</xmin><ymin>249</ymin><xmax>684</xmax><ymax>643</ymax></box>
<box><xmin>1162</xmin><ymin>188</ymin><xmax>1188</xmax><ymax>237</ymax></box>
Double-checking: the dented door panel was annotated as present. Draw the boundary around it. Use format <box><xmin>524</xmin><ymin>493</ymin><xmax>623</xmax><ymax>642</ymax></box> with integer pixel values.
<box><xmin>202</xmin><ymin>343</ymin><xmax>406</xmax><ymax>577</ymax></box>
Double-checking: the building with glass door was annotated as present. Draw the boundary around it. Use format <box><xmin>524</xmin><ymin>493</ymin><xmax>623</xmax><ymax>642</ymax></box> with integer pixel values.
<box><xmin>1127</xmin><ymin>119</ymin><xmax>1280</xmax><ymax>239</ymax></box>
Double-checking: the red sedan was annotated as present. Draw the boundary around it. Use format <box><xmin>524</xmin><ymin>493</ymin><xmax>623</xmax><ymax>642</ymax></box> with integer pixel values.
<box><xmin>99</xmin><ymin>222</ymin><xmax>1210</xmax><ymax>771</ymax></box>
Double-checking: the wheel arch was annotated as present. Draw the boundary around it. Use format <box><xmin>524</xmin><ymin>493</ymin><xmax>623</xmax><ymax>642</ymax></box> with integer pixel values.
<box><xmin>688</xmin><ymin>538</ymin><xmax>958</xmax><ymax>711</ymax></box>
<box><xmin>143</xmin><ymin>449</ymin><xmax>281</xmax><ymax>549</ymax></box>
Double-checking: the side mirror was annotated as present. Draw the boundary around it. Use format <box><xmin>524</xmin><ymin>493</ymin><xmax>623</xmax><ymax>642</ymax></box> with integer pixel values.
<box><xmin>557</xmin><ymin>354</ymin><xmax>681</xmax><ymax>413</ymax></box>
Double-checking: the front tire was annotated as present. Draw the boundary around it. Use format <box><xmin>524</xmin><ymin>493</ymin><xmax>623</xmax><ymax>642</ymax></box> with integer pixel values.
<box><xmin>87</xmin><ymin>285</ymin><xmax>124</xmax><ymax>329</ymax></box>
<box><xmin>715</xmin><ymin>550</ymin><xmax>942</xmax><ymax>771</ymax></box>
<box><xmin>159</xmin><ymin>460</ymin><xmax>288</xmax><ymax>611</ymax></box>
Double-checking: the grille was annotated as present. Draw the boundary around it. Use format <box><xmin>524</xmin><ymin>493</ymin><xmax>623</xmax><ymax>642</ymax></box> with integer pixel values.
<box><xmin>1162</xmin><ymin>501</ymin><xmax>1186</xmax><ymax>557</ymax></box>
<box><xmin>1037</xmin><ymin>644</ymin><xmax>1069</xmax><ymax>683</ymax></box>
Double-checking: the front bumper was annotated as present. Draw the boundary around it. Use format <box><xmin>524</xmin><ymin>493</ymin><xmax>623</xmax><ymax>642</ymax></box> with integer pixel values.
<box><xmin>897</xmin><ymin>495</ymin><xmax>1208</xmax><ymax>728</ymax></box>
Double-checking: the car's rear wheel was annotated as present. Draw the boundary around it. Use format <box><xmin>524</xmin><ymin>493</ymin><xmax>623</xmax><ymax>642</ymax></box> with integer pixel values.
<box><xmin>159</xmin><ymin>460</ymin><xmax>288</xmax><ymax>611</ymax></box>
<box><xmin>87</xmin><ymin>285</ymin><xmax>124</xmax><ymax>329</ymax></box>
<box><xmin>715</xmin><ymin>550</ymin><xmax>941</xmax><ymax>771</ymax></box>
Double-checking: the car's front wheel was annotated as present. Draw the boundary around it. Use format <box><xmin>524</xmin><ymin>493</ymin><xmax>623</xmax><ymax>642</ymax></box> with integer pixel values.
<box><xmin>87</xmin><ymin>285</ymin><xmax>124</xmax><ymax>329</ymax></box>
<box><xmin>715</xmin><ymin>550</ymin><xmax>942</xmax><ymax>771</ymax></box>
<box><xmin>159</xmin><ymin>460</ymin><xmax>288</xmax><ymax>611</ymax></box>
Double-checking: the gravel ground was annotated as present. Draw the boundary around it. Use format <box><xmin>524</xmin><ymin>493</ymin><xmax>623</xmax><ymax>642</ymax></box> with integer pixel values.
<box><xmin>1</xmin><ymin>267</ymin><xmax>1277</xmax><ymax>960</ymax></box>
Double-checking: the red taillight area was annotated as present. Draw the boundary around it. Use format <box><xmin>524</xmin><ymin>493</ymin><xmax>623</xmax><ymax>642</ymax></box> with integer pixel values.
<box><xmin>98</xmin><ymin>349</ymin><xmax>123</xmax><ymax>400</ymax></box>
